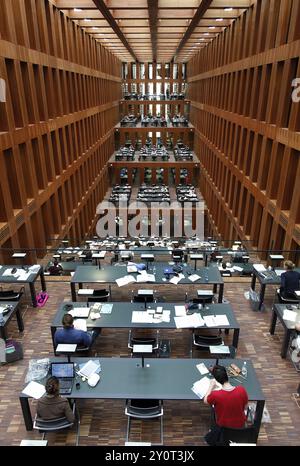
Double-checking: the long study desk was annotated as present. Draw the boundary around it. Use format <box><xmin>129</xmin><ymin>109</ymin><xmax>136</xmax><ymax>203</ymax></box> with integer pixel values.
<box><xmin>20</xmin><ymin>356</ymin><xmax>265</xmax><ymax>441</ymax></box>
<box><xmin>251</xmin><ymin>268</ymin><xmax>300</xmax><ymax>310</ymax></box>
<box><xmin>269</xmin><ymin>304</ymin><xmax>300</xmax><ymax>358</ymax></box>
<box><xmin>51</xmin><ymin>302</ymin><xmax>240</xmax><ymax>353</ymax></box>
<box><xmin>70</xmin><ymin>264</ymin><xmax>224</xmax><ymax>303</ymax></box>
<box><xmin>0</xmin><ymin>301</ymin><xmax>23</xmax><ymax>340</ymax></box>
<box><xmin>0</xmin><ymin>265</ymin><xmax>46</xmax><ymax>307</ymax></box>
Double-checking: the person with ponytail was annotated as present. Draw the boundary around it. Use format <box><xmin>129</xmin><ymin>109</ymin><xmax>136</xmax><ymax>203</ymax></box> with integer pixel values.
<box><xmin>36</xmin><ymin>376</ymin><xmax>74</xmax><ymax>422</ymax></box>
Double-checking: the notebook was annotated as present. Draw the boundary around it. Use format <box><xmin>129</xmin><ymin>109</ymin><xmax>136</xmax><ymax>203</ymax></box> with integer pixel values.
<box><xmin>50</xmin><ymin>362</ymin><xmax>75</xmax><ymax>395</ymax></box>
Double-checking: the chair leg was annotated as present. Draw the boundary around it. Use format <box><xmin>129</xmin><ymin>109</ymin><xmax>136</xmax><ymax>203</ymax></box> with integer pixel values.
<box><xmin>160</xmin><ymin>416</ymin><xmax>163</xmax><ymax>445</ymax></box>
<box><xmin>75</xmin><ymin>405</ymin><xmax>80</xmax><ymax>446</ymax></box>
<box><xmin>126</xmin><ymin>416</ymin><xmax>131</xmax><ymax>443</ymax></box>
<box><xmin>42</xmin><ymin>432</ymin><xmax>46</xmax><ymax>441</ymax></box>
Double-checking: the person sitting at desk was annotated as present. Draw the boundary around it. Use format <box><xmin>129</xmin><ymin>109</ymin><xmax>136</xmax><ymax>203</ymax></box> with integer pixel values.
<box><xmin>54</xmin><ymin>314</ymin><xmax>93</xmax><ymax>348</ymax></box>
<box><xmin>280</xmin><ymin>261</ymin><xmax>300</xmax><ymax>299</ymax></box>
<box><xmin>203</xmin><ymin>365</ymin><xmax>248</xmax><ymax>446</ymax></box>
<box><xmin>232</xmin><ymin>246</ymin><xmax>245</xmax><ymax>263</ymax></box>
<box><xmin>37</xmin><ymin>376</ymin><xmax>75</xmax><ymax>422</ymax></box>
<box><xmin>210</xmin><ymin>249</ymin><xmax>219</xmax><ymax>262</ymax></box>
<box><xmin>48</xmin><ymin>259</ymin><xmax>63</xmax><ymax>276</ymax></box>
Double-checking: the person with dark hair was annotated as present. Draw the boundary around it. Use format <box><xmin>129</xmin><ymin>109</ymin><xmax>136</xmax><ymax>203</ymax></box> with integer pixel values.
<box><xmin>203</xmin><ymin>365</ymin><xmax>248</xmax><ymax>445</ymax></box>
<box><xmin>36</xmin><ymin>376</ymin><xmax>74</xmax><ymax>422</ymax></box>
<box><xmin>48</xmin><ymin>259</ymin><xmax>63</xmax><ymax>276</ymax></box>
<box><xmin>280</xmin><ymin>260</ymin><xmax>300</xmax><ymax>299</ymax></box>
<box><xmin>54</xmin><ymin>314</ymin><xmax>92</xmax><ymax>348</ymax></box>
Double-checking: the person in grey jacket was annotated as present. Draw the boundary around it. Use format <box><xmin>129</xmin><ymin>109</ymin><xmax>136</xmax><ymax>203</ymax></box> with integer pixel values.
<box><xmin>37</xmin><ymin>376</ymin><xmax>74</xmax><ymax>422</ymax></box>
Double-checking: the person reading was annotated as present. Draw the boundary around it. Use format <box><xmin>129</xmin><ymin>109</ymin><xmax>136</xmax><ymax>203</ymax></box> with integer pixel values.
<box><xmin>203</xmin><ymin>365</ymin><xmax>248</xmax><ymax>446</ymax></box>
<box><xmin>37</xmin><ymin>376</ymin><xmax>74</xmax><ymax>422</ymax></box>
<box><xmin>54</xmin><ymin>314</ymin><xmax>95</xmax><ymax>348</ymax></box>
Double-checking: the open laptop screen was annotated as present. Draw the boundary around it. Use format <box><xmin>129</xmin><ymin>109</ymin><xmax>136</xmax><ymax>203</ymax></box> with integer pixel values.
<box><xmin>51</xmin><ymin>362</ymin><xmax>74</xmax><ymax>378</ymax></box>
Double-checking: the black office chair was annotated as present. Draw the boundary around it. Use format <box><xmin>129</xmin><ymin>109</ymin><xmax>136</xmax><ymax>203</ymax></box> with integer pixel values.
<box><xmin>172</xmin><ymin>249</ymin><xmax>184</xmax><ymax>263</ymax></box>
<box><xmin>191</xmin><ymin>330</ymin><xmax>236</xmax><ymax>359</ymax></box>
<box><xmin>220</xmin><ymin>271</ymin><xmax>232</xmax><ymax>277</ymax></box>
<box><xmin>128</xmin><ymin>329</ymin><xmax>159</xmax><ymax>356</ymax></box>
<box><xmin>277</xmin><ymin>289</ymin><xmax>300</xmax><ymax>305</ymax></box>
<box><xmin>33</xmin><ymin>402</ymin><xmax>80</xmax><ymax>446</ymax></box>
<box><xmin>87</xmin><ymin>289</ymin><xmax>110</xmax><ymax>303</ymax></box>
<box><xmin>192</xmin><ymin>295</ymin><xmax>214</xmax><ymax>306</ymax></box>
<box><xmin>0</xmin><ymin>287</ymin><xmax>24</xmax><ymax>302</ymax></box>
<box><xmin>65</xmin><ymin>256</ymin><xmax>76</xmax><ymax>262</ymax></box>
<box><xmin>125</xmin><ymin>399</ymin><xmax>163</xmax><ymax>444</ymax></box>
<box><xmin>217</xmin><ymin>426</ymin><xmax>257</xmax><ymax>446</ymax></box>
<box><xmin>132</xmin><ymin>295</ymin><xmax>155</xmax><ymax>304</ymax></box>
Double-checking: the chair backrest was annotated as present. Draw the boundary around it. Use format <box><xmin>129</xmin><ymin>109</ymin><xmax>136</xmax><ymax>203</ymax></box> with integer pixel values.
<box><xmin>133</xmin><ymin>295</ymin><xmax>154</xmax><ymax>303</ymax></box>
<box><xmin>219</xmin><ymin>426</ymin><xmax>257</xmax><ymax>446</ymax></box>
<box><xmin>126</xmin><ymin>399</ymin><xmax>163</xmax><ymax>418</ymax></box>
<box><xmin>34</xmin><ymin>416</ymin><xmax>74</xmax><ymax>431</ymax></box>
<box><xmin>192</xmin><ymin>296</ymin><xmax>214</xmax><ymax>305</ymax></box>
<box><xmin>0</xmin><ymin>290</ymin><xmax>22</xmax><ymax>301</ymax></box>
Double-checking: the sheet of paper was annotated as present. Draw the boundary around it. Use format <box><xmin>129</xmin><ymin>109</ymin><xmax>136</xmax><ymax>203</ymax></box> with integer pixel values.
<box><xmin>274</xmin><ymin>269</ymin><xmax>285</xmax><ymax>276</ymax></box>
<box><xmin>136</xmin><ymin>274</ymin><xmax>148</xmax><ymax>283</ymax></box>
<box><xmin>78</xmin><ymin>360</ymin><xmax>99</xmax><ymax>378</ymax></box>
<box><xmin>115</xmin><ymin>275</ymin><xmax>136</xmax><ymax>287</ymax></box>
<box><xmin>253</xmin><ymin>264</ymin><xmax>266</xmax><ymax>272</ymax></box>
<box><xmin>203</xmin><ymin>315</ymin><xmax>217</xmax><ymax>327</ymax></box>
<box><xmin>100</xmin><ymin>304</ymin><xmax>113</xmax><ymax>314</ymax></box>
<box><xmin>22</xmin><ymin>381</ymin><xmax>46</xmax><ymax>400</ymax></box>
<box><xmin>191</xmin><ymin>376</ymin><xmax>211</xmax><ymax>399</ymax></box>
<box><xmin>232</xmin><ymin>266</ymin><xmax>243</xmax><ymax>272</ymax></box>
<box><xmin>209</xmin><ymin>345</ymin><xmax>230</xmax><ymax>354</ymax></box>
<box><xmin>196</xmin><ymin>363</ymin><xmax>209</xmax><ymax>375</ymax></box>
<box><xmin>132</xmin><ymin>311</ymin><xmax>153</xmax><ymax>323</ymax></box>
<box><xmin>29</xmin><ymin>265</ymin><xmax>40</xmax><ymax>273</ymax></box>
<box><xmin>127</xmin><ymin>265</ymin><xmax>138</xmax><ymax>273</ymax></box>
<box><xmin>283</xmin><ymin>309</ymin><xmax>297</xmax><ymax>322</ymax></box>
<box><xmin>174</xmin><ymin>313</ymin><xmax>205</xmax><ymax>328</ymax></box>
<box><xmin>69</xmin><ymin>308</ymin><xmax>90</xmax><ymax>318</ymax></box>
<box><xmin>169</xmin><ymin>276</ymin><xmax>181</xmax><ymax>285</ymax></box>
<box><xmin>175</xmin><ymin>305</ymin><xmax>187</xmax><ymax>317</ymax></box>
<box><xmin>90</xmin><ymin>312</ymin><xmax>100</xmax><ymax>320</ymax></box>
<box><xmin>161</xmin><ymin>310</ymin><xmax>171</xmax><ymax>323</ymax></box>
<box><xmin>17</xmin><ymin>271</ymin><xmax>31</xmax><ymax>281</ymax></box>
<box><xmin>188</xmin><ymin>274</ymin><xmax>201</xmax><ymax>283</ymax></box>
<box><xmin>214</xmin><ymin>315</ymin><xmax>230</xmax><ymax>326</ymax></box>
<box><xmin>73</xmin><ymin>319</ymin><xmax>87</xmax><ymax>331</ymax></box>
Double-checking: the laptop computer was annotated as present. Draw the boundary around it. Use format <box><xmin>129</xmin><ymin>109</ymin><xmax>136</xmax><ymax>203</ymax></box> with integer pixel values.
<box><xmin>50</xmin><ymin>362</ymin><xmax>75</xmax><ymax>395</ymax></box>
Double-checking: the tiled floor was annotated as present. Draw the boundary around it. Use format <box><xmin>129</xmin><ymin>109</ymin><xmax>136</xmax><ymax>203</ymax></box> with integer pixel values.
<box><xmin>0</xmin><ymin>275</ymin><xmax>299</xmax><ymax>446</ymax></box>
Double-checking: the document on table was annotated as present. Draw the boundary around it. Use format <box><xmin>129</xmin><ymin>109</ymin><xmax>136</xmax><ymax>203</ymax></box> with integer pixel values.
<box><xmin>136</xmin><ymin>272</ymin><xmax>155</xmax><ymax>283</ymax></box>
<box><xmin>283</xmin><ymin>309</ymin><xmax>297</xmax><ymax>322</ymax></box>
<box><xmin>274</xmin><ymin>269</ymin><xmax>285</xmax><ymax>277</ymax></box>
<box><xmin>22</xmin><ymin>381</ymin><xmax>46</xmax><ymax>399</ymax></box>
<box><xmin>169</xmin><ymin>276</ymin><xmax>181</xmax><ymax>285</ymax></box>
<box><xmin>73</xmin><ymin>319</ymin><xmax>87</xmax><ymax>331</ymax></box>
<box><xmin>232</xmin><ymin>266</ymin><xmax>243</xmax><ymax>272</ymax></box>
<box><xmin>174</xmin><ymin>313</ymin><xmax>205</xmax><ymax>328</ymax></box>
<box><xmin>191</xmin><ymin>376</ymin><xmax>211</xmax><ymax>399</ymax></box>
<box><xmin>253</xmin><ymin>264</ymin><xmax>266</xmax><ymax>272</ymax></box>
<box><xmin>3</xmin><ymin>269</ymin><xmax>20</xmax><ymax>277</ymax></box>
<box><xmin>175</xmin><ymin>305</ymin><xmax>187</xmax><ymax>317</ymax></box>
<box><xmin>78</xmin><ymin>360</ymin><xmax>100</xmax><ymax>378</ymax></box>
<box><xmin>188</xmin><ymin>274</ymin><xmax>201</xmax><ymax>283</ymax></box>
<box><xmin>17</xmin><ymin>271</ymin><xmax>31</xmax><ymax>281</ymax></box>
<box><xmin>100</xmin><ymin>304</ymin><xmax>113</xmax><ymax>314</ymax></box>
<box><xmin>196</xmin><ymin>363</ymin><xmax>209</xmax><ymax>375</ymax></box>
<box><xmin>203</xmin><ymin>315</ymin><xmax>229</xmax><ymax>327</ymax></box>
<box><xmin>132</xmin><ymin>311</ymin><xmax>154</xmax><ymax>323</ymax></box>
<box><xmin>127</xmin><ymin>265</ymin><xmax>138</xmax><ymax>273</ymax></box>
<box><xmin>69</xmin><ymin>308</ymin><xmax>90</xmax><ymax>318</ymax></box>
<box><xmin>116</xmin><ymin>275</ymin><xmax>136</xmax><ymax>287</ymax></box>
<box><xmin>29</xmin><ymin>265</ymin><xmax>40</xmax><ymax>273</ymax></box>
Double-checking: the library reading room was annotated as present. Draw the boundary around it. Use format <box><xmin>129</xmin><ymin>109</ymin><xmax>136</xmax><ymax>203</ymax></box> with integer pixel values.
<box><xmin>0</xmin><ymin>0</ymin><xmax>300</xmax><ymax>449</ymax></box>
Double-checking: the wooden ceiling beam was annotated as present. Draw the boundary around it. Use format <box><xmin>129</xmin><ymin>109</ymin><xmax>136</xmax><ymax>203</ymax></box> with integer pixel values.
<box><xmin>92</xmin><ymin>0</ymin><xmax>138</xmax><ymax>62</ymax></box>
<box><xmin>172</xmin><ymin>0</ymin><xmax>213</xmax><ymax>61</ymax></box>
<box><xmin>147</xmin><ymin>0</ymin><xmax>158</xmax><ymax>63</ymax></box>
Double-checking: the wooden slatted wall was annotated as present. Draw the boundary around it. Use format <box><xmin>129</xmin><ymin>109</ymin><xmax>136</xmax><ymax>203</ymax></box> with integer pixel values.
<box><xmin>188</xmin><ymin>0</ymin><xmax>300</xmax><ymax>262</ymax></box>
<box><xmin>0</xmin><ymin>0</ymin><xmax>122</xmax><ymax>262</ymax></box>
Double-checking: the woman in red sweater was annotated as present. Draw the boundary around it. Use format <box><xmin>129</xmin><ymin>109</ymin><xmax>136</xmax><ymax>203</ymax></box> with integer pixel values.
<box><xmin>203</xmin><ymin>365</ymin><xmax>248</xmax><ymax>445</ymax></box>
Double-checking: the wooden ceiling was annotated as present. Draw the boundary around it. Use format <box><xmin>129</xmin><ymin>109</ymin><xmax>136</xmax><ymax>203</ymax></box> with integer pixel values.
<box><xmin>51</xmin><ymin>0</ymin><xmax>256</xmax><ymax>63</ymax></box>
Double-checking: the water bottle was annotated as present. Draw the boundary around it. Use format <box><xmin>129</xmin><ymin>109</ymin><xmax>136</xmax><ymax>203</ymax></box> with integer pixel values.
<box><xmin>241</xmin><ymin>361</ymin><xmax>247</xmax><ymax>378</ymax></box>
